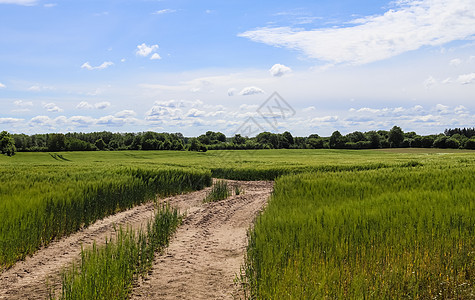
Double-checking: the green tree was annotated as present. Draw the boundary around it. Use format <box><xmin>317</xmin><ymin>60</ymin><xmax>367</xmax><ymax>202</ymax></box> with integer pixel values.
<box><xmin>48</xmin><ymin>133</ymin><xmax>66</xmax><ymax>151</ymax></box>
<box><xmin>388</xmin><ymin>126</ymin><xmax>404</xmax><ymax>148</ymax></box>
<box><xmin>0</xmin><ymin>131</ymin><xmax>16</xmax><ymax>156</ymax></box>
<box><xmin>329</xmin><ymin>131</ymin><xmax>345</xmax><ymax>149</ymax></box>
<box><xmin>95</xmin><ymin>139</ymin><xmax>107</xmax><ymax>150</ymax></box>
<box><xmin>365</xmin><ymin>131</ymin><xmax>381</xmax><ymax>148</ymax></box>
<box><xmin>232</xmin><ymin>134</ymin><xmax>246</xmax><ymax>145</ymax></box>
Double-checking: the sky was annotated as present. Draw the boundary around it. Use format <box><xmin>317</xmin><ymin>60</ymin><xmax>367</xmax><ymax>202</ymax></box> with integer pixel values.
<box><xmin>0</xmin><ymin>0</ymin><xmax>474</xmax><ymax>137</ymax></box>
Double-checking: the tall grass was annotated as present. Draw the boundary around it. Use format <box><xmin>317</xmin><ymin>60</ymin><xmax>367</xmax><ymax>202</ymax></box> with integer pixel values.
<box><xmin>241</xmin><ymin>164</ymin><xmax>475</xmax><ymax>299</ymax></box>
<box><xmin>204</xmin><ymin>180</ymin><xmax>230</xmax><ymax>202</ymax></box>
<box><xmin>56</xmin><ymin>204</ymin><xmax>180</xmax><ymax>300</ymax></box>
<box><xmin>0</xmin><ymin>165</ymin><xmax>211</xmax><ymax>270</ymax></box>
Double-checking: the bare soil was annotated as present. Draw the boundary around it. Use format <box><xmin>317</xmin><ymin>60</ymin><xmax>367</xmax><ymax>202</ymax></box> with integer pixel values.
<box><xmin>0</xmin><ymin>180</ymin><xmax>273</xmax><ymax>300</ymax></box>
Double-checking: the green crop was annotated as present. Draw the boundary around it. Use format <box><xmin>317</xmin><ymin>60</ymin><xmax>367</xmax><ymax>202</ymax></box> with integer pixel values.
<box><xmin>0</xmin><ymin>157</ymin><xmax>211</xmax><ymax>269</ymax></box>
<box><xmin>204</xmin><ymin>180</ymin><xmax>230</xmax><ymax>202</ymax></box>
<box><xmin>241</xmin><ymin>162</ymin><xmax>475</xmax><ymax>299</ymax></box>
<box><xmin>55</xmin><ymin>204</ymin><xmax>180</xmax><ymax>300</ymax></box>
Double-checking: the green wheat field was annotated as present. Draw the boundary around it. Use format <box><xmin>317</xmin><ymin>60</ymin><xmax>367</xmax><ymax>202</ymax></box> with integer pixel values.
<box><xmin>1</xmin><ymin>149</ymin><xmax>474</xmax><ymax>299</ymax></box>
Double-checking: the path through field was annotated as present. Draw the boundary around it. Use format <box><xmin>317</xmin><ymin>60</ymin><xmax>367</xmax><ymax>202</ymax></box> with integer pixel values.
<box><xmin>0</xmin><ymin>180</ymin><xmax>273</xmax><ymax>300</ymax></box>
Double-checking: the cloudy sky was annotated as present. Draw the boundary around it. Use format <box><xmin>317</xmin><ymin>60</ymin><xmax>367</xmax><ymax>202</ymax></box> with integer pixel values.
<box><xmin>1</xmin><ymin>0</ymin><xmax>474</xmax><ymax>136</ymax></box>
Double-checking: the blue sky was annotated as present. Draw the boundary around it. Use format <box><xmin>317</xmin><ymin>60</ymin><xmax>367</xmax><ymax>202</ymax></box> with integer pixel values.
<box><xmin>1</xmin><ymin>0</ymin><xmax>474</xmax><ymax>136</ymax></box>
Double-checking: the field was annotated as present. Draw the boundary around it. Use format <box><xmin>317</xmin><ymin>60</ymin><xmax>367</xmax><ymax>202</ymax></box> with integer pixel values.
<box><xmin>0</xmin><ymin>149</ymin><xmax>474</xmax><ymax>298</ymax></box>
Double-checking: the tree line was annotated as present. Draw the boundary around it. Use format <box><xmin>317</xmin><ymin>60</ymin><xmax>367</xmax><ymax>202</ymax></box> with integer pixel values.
<box><xmin>1</xmin><ymin>126</ymin><xmax>474</xmax><ymax>156</ymax></box>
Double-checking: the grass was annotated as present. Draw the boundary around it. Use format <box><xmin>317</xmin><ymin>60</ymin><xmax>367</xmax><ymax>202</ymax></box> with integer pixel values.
<box><xmin>1</xmin><ymin>148</ymin><xmax>474</xmax><ymax>298</ymax></box>
<box><xmin>204</xmin><ymin>180</ymin><xmax>230</xmax><ymax>202</ymax></box>
<box><xmin>240</xmin><ymin>161</ymin><xmax>475</xmax><ymax>299</ymax></box>
<box><xmin>0</xmin><ymin>161</ymin><xmax>211</xmax><ymax>270</ymax></box>
<box><xmin>54</xmin><ymin>204</ymin><xmax>180</xmax><ymax>300</ymax></box>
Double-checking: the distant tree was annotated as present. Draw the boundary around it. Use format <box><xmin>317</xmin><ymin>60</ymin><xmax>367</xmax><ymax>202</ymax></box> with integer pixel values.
<box><xmin>307</xmin><ymin>137</ymin><xmax>324</xmax><ymax>149</ymax></box>
<box><xmin>464</xmin><ymin>138</ymin><xmax>475</xmax><ymax>150</ymax></box>
<box><xmin>365</xmin><ymin>131</ymin><xmax>381</xmax><ymax>148</ymax></box>
<box><xmin>232</xmin><ymin>134</ymin><xmax>246</xmax><ymax>145</ymax></box>
<box><xmin>188</xmin><ymin>138</ymin><xmax>207</xmax><ymax>152</ymax></box>
<box><xmin>411</xmin><ymin>136</ymin><xmax>423</xmax><ymax>148</ymax></box>
<box><xmin>329</xmin><ymin>131</ymin><xmax>345</xmax><ymax>149</ymax></box>
<box><xmin>346</xmin><ymin>131</ymin><xmax>366</xmax><ymax>143</ymax></box>
<box><xmin>433</xmin><ymin>135</ymin><xmax>448</xmax><ymax>148</ymax></box>
<box><xmin>47</xmin><ymin>133</ymin><xmax>66</xmax><ymax>151</ymax></box>
<box><xmin>95</xmin><ymin>139</ymin><xmax>107</xmax><ymax>150</ymax></box>
<box><xmin>388</xmin><ymin>126</ymin><xmax>404</xmax><ymax>148</ymax></box>
<box><xmin>282</xmin><ymin>131</ymin><xmax>294</xmax><ymax>146</ymax></box>
<box><xmin>66</xmin><ymin>137</ymin><xmax>94</xmax><ymax>151</ymax></box>
<box><xmin>0</xmin><ymin>131</ymin><xmax>16</xmax><ymax>156</ymax></box>
<box><xmin>445</xmin><ymin>138</ymin><xmax>460</xmax><ymax>149</ymax></box>
<box><xmin>172</xmin><ymin>140</ymin><xmax>184</xmax><ymax>151</ymax></box>
<box><xmin>421</xmin><ymin>136</ymin><xmax>435</xmax><ymax>148</ymax></box>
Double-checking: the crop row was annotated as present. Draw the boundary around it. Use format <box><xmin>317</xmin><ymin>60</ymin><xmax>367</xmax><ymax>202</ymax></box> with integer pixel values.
<box><xmin>55</xmin><ymin>204</ymin><xmax>180</xmax><ymax>300</ymax></box>
<box><xmin>0</xmin><ymin>165</ymin><xmax>211</xmax><ymax>270</ymax></box>
<box><xmin>241</xmin><ymin>164</ymin><xmax>475</xmax><ymax>299</ymax></box>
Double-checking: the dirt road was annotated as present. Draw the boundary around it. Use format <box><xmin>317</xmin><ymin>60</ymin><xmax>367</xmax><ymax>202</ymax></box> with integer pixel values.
<box><xmin>0</xmin><ymin>180</ymin><xmax>273</xmax><ymax>300</ymax></box>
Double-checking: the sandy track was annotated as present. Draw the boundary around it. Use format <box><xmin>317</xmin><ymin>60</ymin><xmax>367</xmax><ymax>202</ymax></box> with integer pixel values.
<box><xmin>131</xmin><ymin>180</ymin><xmax>273</xmax><ymax>300</ymax></box>
<box><xmin>0</xmin><ymin>180</ymin><xmax>273</xmax><ymax>300</ymax></box>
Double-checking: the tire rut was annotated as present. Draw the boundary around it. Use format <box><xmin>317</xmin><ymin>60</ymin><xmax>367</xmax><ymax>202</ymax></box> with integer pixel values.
<box><xmin>0</xmin><ymin>180</ymin><xmax>273</xmax><ymax>300</ymax></box>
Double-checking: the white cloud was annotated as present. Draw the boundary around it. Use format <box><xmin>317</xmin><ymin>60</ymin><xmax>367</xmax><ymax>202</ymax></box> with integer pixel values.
<box><xmin>76</xmin><ymin>101</ymin><xmax>93</xmax><ymax>109</ymax></box>
<box><xmin>44</xmin><ymin>3</ymin><xmax>56</xmax><ymax>8</ymax></box>
<box><xmin>0</xmin><ymin>0</ymin><xmax>37</xmax><ymax>5</ymax></box>
<box><xmin>435</xmin><ymin>104</ymin><xmax>450</xmax><ymax>114</ymax></box>
<box><xmin>81</xmin><ymin>61</ymin><xmax>114</xmax><ymax>70</ymax></box>
<box><xmin>28</xmin><ymin>84</ymin><xmax>55</xmax><ymax>91</ymax></box>
<box><xmin>14</xmin><ymin>100</ymin><xmax>33</xmax><ymax>107</ymax></box>
<box><xmin>150</xmin><ymin>53</ymin><xmax>161</xmax><ymax>60</ymax></box>
<box><xmin>115</xmin><ymin>110</ymin><xmax>136</xmax><ymax>118</ymax></box>
<box><xmin>442</xmin><ymin>77</ymin><xmax>452</xmax><ymax>84</ymax></box>
<box><xmin>186</xmin><ymin>108</ymin><xmax>205</xmax><ymax>117</ymax></box>
<box><xmin>69</xmin><ymin>116</ymin><xmax>96</xmax><ymax>126</ymax></box>
<box><xmin>29</xmin><ymin>116</ymin><xmax>55</xmax><ymax>127</ymax></box>
<box><xmin>136</xmin><ymin>43</ymin><xmax>159</xmax><ymax>57</ymax></box>
<box><xmin>449</xmin><ymin>58</ymin><xmax>462</xmax><ymax>67</ymax></box>
<box><xmin>239</xmin><ymin>104</ymin><xmax>259</xmax><ymax>110</ymax></box>
<box><xmin>95</xmin><ymin>101</ymin><xmax>111</xmax><ymax>109</ymax></box>
<box><xmin>303</xmin><ymin>106</ymin><xmax>316</xmax><ymax>112</ymax></box>
<box><xmin>227</xmin><ymin>88</ymin><xmax>237</xmax><ymax>96</ymax></box>
<box><xmin>239</xmin><ymin>86</ymin><xmax>264</xmax><ymax>96</ymax></box>
<box><xmin>455</xmin><ymin>105</ymin><xmax>468</xmax><ymax>115</ymax></box>
<box><xmin>269</xmin><ymin>64</ymin><xmax>292</xmax><ymax>77</ymax></box>
<box><xmin>311</xmin><ymin>116</ymin><xmax>338</xmax><ymax>123</ymax></box>
<box><xmin>0</xmin><ymin>83</ymin><xmax>5</xmax><ymax>88</ymax></box>
<box><xmin>146</xmin><ymin>106</ymin><xmax>182</xmax><ymax>121</ymax></box>
<box><xmin>424</xmin><ymin>76</ymin><xmax>437</xmax><ymax>89</ymax></box>
<box><xmin>96</xmin><ymin>115</ymin><xmax>137</xmax><ymax>126</ymax></box>
<box><xmin>153</xmin><ymin>9</ymin><xmax>176</xmax><ymax>15</ymax></box>
<box><xmin>44</xmin><ymin>102</ymin><xmax>63</xmax><ymax>112</ymax></box>
<box><xmin>457</xmin><ymin>73</ymin><xmax>475</xmax><ymax>85</ymax></box>
<box><xmin>0</xmin><ymin>117</ymin><xmax>24</xmax><ymax>124</ymax></box>
<box><xmin>239</xmin><ymin>0</ymin><xmax>475</xmax><ymax>65</ymax></box>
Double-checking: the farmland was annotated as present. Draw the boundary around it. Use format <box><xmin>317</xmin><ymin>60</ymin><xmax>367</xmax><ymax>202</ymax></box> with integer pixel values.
<box><xmin>0</xmin><ymin>149</ymin><xmax>474</xmax><ymax>298</ymax></box>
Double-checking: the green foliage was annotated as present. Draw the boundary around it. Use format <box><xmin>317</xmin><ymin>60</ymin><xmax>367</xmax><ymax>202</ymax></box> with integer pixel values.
<box><xmin>48</xmin><ymin>133</ymin><xmax>66</xmax><ymax>151</ymax></box>
<box><xmin>329</xmin><ymin>131</ymin><xmax>346</xmax><ymax>149</ymax></box>
<box><xmin>57</xmin><ymin>204</ymin><xmax>180</xmax><ymax>299</ymax></box>
<box><xmin>94</xmin><ymin>138</ymin><xmax>107</xmax><ymax>150</ymax></box>
<box><xmin>0</xmin><ymin>159</ymin><xmax>211</xmax><ymax>270</ymax></box>
<box><xmin>465</xmin><ymin>138</ymin><xmax>475</xmax><ymax>150</ymax></box>
<box><xmin>241</xmin><ymin>162</ymin><xmax>475</xmax><ymax>299</ymax></box>
<box><xmin>388</xmin><ymin>125</ymin><xmax>404</xmax><ymax>147</ymax></box>
<box><xmin>0</xmin><ymin>131</ymin><xmax>16</xmax><ymax>156</ymax></box>
<box><xmin>204</xmin><ymin>180</ymin><xmax>230</xmax><ymax>202</ymax></box>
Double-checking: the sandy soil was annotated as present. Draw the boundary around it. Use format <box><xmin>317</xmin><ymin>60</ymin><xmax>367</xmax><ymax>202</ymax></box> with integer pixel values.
<box><xmin>0</xmin><ymin>180</ymin><xmax>273</xmax><ymax>300</ymax></box>
<box><xmin>131</xmin><ymin>180</ymin><xmax>273</xmax><ymax>300</ymax></box>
